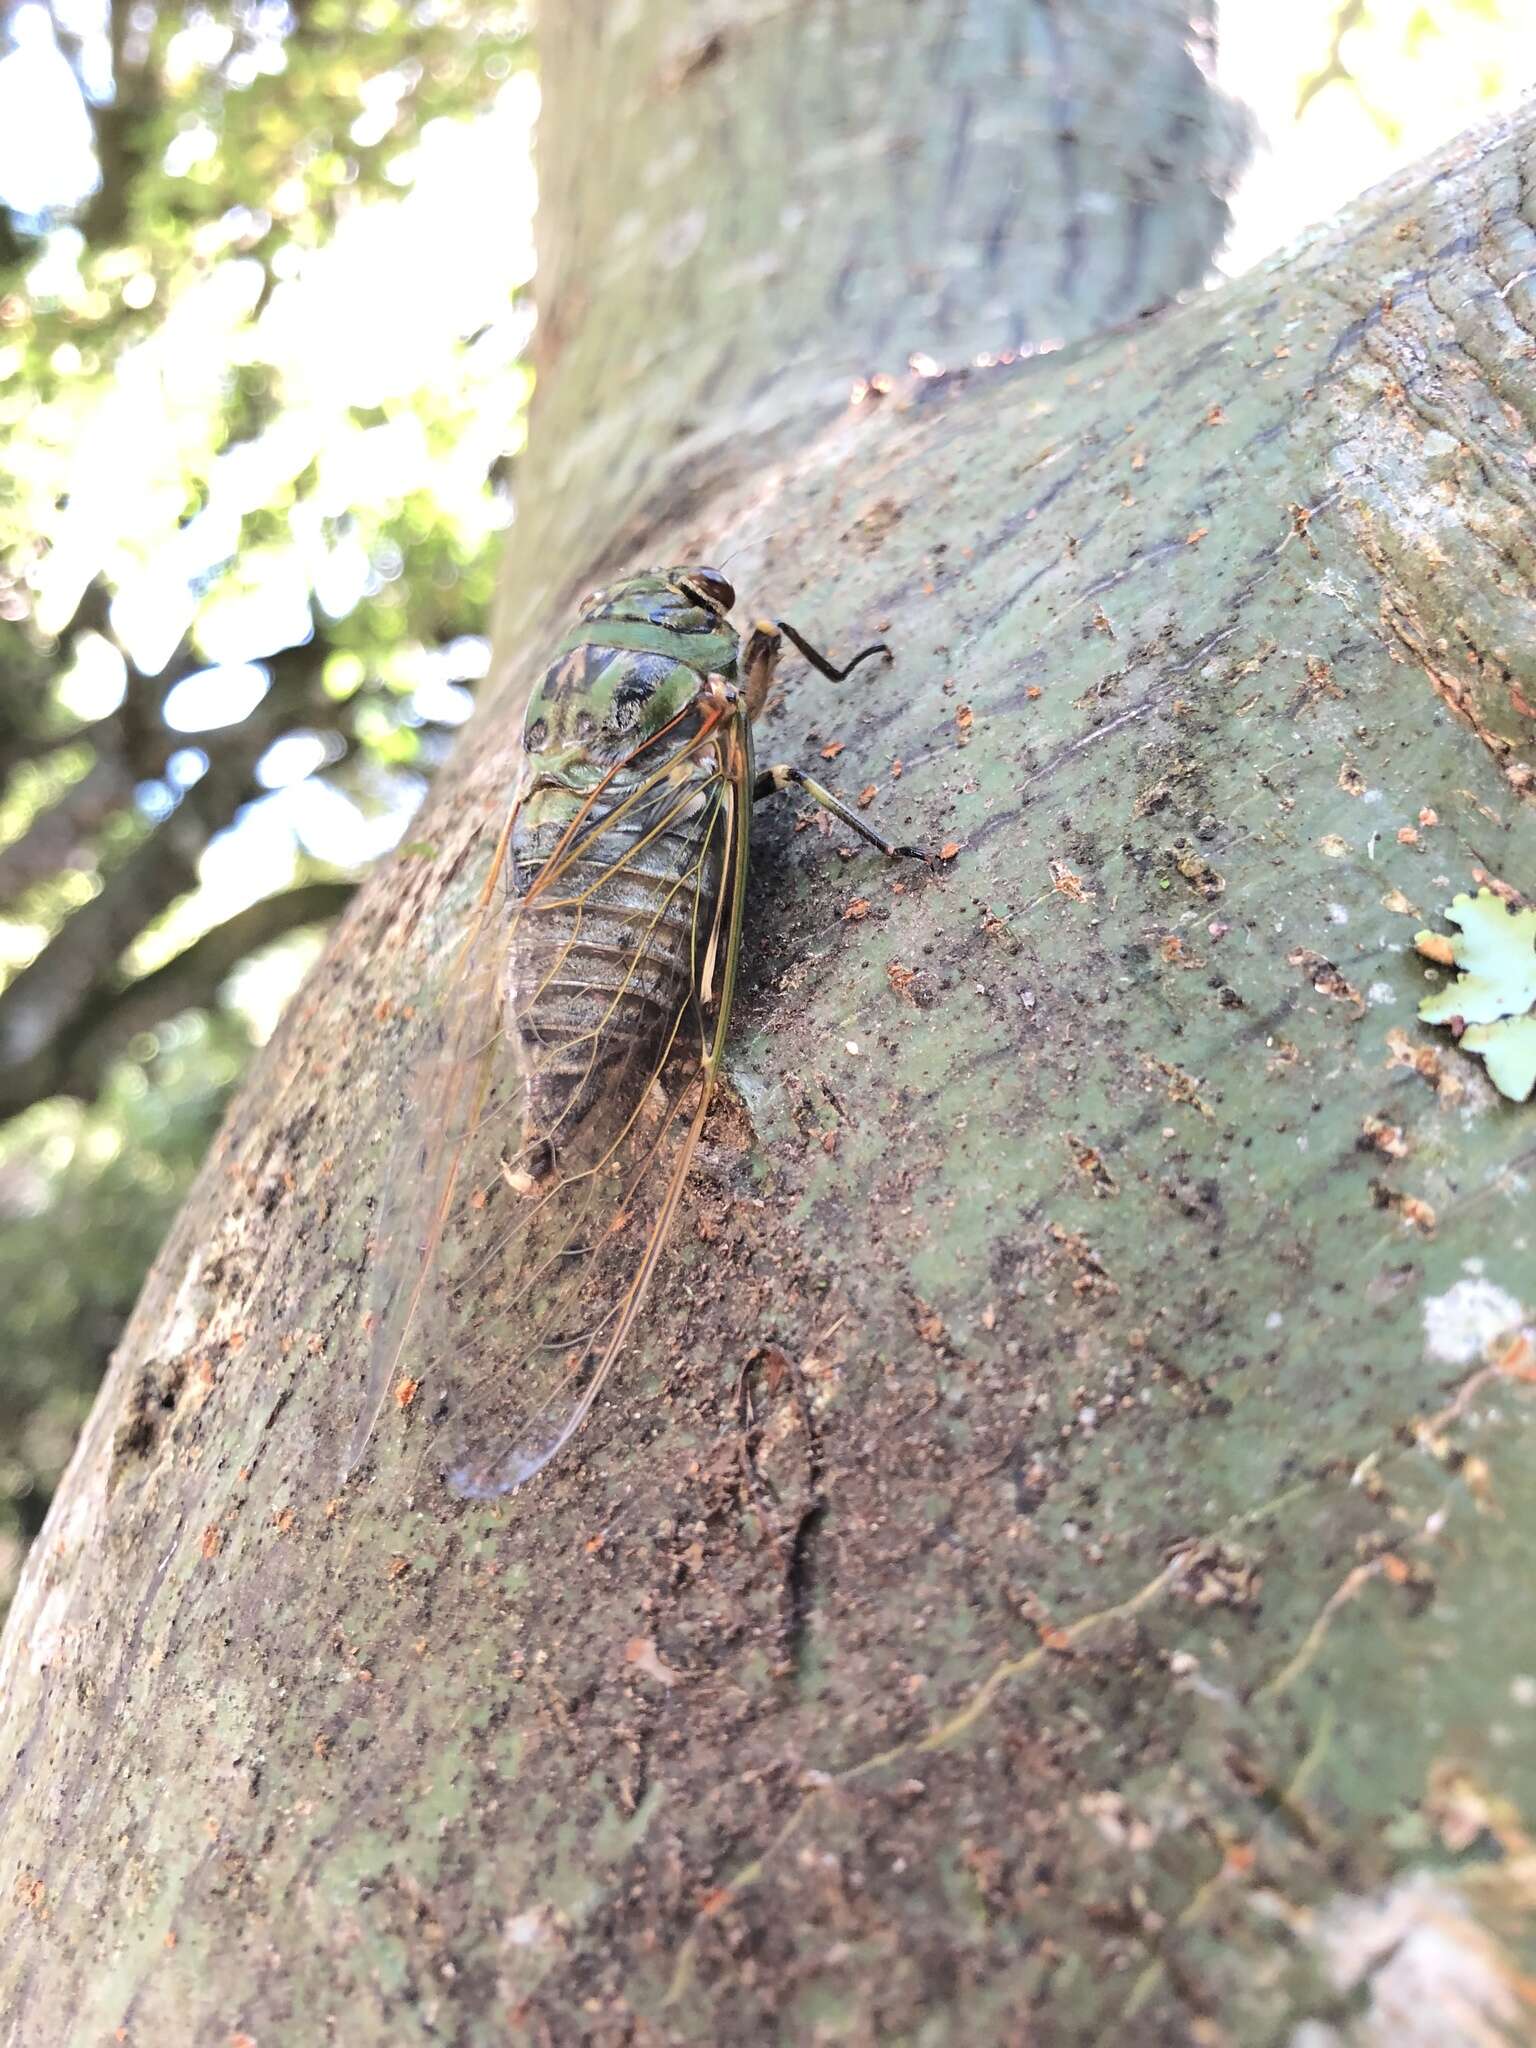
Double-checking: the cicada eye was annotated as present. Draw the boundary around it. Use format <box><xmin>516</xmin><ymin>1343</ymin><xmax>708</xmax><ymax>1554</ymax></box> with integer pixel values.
<box><xmin>674</xmin><ymin>566</ymin><xmax>735</xmax><ymax>615</ymax></box>
<box><xmin>578</xmin><ymin>586</ymin><xmax>608</xmax><ymax>618</ymax></box>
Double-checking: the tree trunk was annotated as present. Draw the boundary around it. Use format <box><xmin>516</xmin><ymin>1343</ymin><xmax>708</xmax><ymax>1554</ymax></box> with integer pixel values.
<box><xmin>4</xmin><ymin>5</ymin><xmax>1534</xmax><ymax>2043</ymax></box>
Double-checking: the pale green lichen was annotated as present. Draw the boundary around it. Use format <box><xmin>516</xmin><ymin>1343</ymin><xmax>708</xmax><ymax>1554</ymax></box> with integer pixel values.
<box><xmin>1417</xmin><ymin>890</ymin><xmax>1536</xmax><ymax>1103</ymax></box>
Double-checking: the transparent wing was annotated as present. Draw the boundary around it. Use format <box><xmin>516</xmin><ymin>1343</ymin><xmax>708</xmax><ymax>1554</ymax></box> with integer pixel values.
<box><xmin>348</xmin><ymin>705</ymin><xmax>747</xmax><ymax>1495</ymax></box>
<box><xmin>340</xmin><ymin>811</ymin><xmax>515</xmax><ymax>1484</ymax></box>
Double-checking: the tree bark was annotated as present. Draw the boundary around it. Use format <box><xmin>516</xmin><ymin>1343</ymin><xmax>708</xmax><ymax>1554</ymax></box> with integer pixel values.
<box><xmin>4</xmin><ymin>5</ymin><xmax>1535</xmax><ymax>2044</ymax></box>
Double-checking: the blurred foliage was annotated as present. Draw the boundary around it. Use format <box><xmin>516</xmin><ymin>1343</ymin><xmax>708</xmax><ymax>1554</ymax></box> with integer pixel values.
<box><xmin>0</xmin><ymin>0</ymin><xmax>533</xmax><ymax>1611</ymax></box>
<box><xmin>1291</xmin><ymin>0</ymin><xmax>1528</xmax><ymax>135</ymax></box>
<box><xmin>1217</xmin><ymin>0</ymin><xmax>1536</xmax><ymax>273</ymax></box>
<box><xmin>0</xmin><ymin>1011</ymin><xmax>246</xmax><ymax>1604</ymax></box>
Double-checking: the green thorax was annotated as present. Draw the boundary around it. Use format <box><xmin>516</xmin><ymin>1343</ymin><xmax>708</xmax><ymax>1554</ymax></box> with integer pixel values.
<box><xmin>520</xmin><ymin>571</ymin><xmax>741</xmax><ymax>794</ymax></box>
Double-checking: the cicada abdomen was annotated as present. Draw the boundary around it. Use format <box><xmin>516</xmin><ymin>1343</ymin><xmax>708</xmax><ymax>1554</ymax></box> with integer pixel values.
<box><xmin>503</xmin><ymin>655</ymin><xmax>735</xmax><ymax>1191</ymax></box>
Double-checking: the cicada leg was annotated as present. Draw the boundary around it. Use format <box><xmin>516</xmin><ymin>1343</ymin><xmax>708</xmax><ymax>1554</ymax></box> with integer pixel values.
<box><xmin>740</xmin><ymin>619</ymin><xmax>891</xmax><ymax>718</ymax></box>
<box><xmin>752</xmin><ymin>762</ymin><xmax>929</xmax><ymax>861</ymax></box>
<box><xmin>772</xmin><ymin>622</ymin><xmax>891</xmax><ymax>682</ymax></box>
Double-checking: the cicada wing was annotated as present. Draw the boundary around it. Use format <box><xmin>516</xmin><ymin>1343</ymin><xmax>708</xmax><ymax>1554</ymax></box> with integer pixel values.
<box><xmin>404</xmin><ymin>714</ymin><xmax>747</xmax><ymax>1496</ymax></box>
<box><xmin>342</xmin><ymin>819</ymin><xmax>515</xmax><ymax>1482</ymax></box>
<box><xmin>433</xmin><ymin>1038</ymin><xmax>715</xmax><ymax>1496</ymax></box>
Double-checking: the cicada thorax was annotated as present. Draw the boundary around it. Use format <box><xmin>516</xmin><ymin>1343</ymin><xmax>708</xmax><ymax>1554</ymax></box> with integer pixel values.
<box><xmin>503</xmin><ymin>603</ymin><xmax>745</xmax><ymax>1192</ymax></box>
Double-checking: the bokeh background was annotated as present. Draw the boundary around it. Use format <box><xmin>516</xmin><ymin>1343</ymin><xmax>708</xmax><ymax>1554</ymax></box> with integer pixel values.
<box><xmin>1</xmin><ymin>0</ymin><xmax>1533</xmax><ymax>1611</ymax></box>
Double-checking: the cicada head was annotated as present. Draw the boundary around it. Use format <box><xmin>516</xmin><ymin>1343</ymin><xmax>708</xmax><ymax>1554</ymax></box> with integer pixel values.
<box><xmin>579</xmin><ymin>566</ymin><xmax>735</xmax><ymax>636</ymax></box>
<box><xmin>669</xmin><ymin>565</ymin><xmax>735</xmax><ymax>616</ymax></box>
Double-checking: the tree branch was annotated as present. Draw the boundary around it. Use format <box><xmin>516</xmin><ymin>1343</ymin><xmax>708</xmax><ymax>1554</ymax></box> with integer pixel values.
<box><xmin>0</xmin><ymin>601</ymin><xmax>220</xmax><ymax>909</ymax></box>
<box><xmin>1</xmin><ymin>599</ymin><xmax>471</xmax><ymax>1105</ymax></box>
<box><xmin>0</xmin><ymin>756</ymin><xmax>138</xmax><ymax>907</ymax></box>
<box><xmin>0</xmin><ymin>639</ymin><xmax>341</xmax><ymax>1115</ymax></box>
<box><xmin>76</xmin><ymin>0</ymin><xmax>155</xmax><ymax>250</ymax></box>
<box><xmin>498</xmin><ymin>0</ymin><xmax>1250</xmax><ymax>685</ymax></box>
<box><xmin>10</xmin><ymin>879</ymin><xmax>356</xmax><ymax>1113</ymax></box>
<box><xmin>0</xmin><ymin>583</ymin><xmax>145</xmax><ymax>787</ymax></box>
<box><xmin>1295</xmin><ymin>0</ymin><xmax>1367</xmax><ymax>119</ymax></box>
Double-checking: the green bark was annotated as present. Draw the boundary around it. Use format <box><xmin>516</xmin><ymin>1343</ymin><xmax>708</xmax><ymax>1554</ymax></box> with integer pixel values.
<box><xmin>3</xmin><ymin>5</ymin><xmax>1534</xmax><ymax>2045</ymax></box>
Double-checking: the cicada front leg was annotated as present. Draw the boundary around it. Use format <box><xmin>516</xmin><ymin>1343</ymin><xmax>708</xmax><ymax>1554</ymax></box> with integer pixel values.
<box><xmin>772</xmin><ymin>620</ymin><xmax>892</xmax><ymax>683</ymax></box>
<box><xmin>740</xmin><ymin>618</ymin><xmax>891</xmax><ymax>717</ymax></box>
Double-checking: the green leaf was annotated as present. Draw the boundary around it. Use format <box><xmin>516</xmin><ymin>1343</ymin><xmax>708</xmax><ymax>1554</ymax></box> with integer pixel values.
<box><xmin>1460</xmin><ymin>1017</ymin><xmax>1536</xmax><ymax>1105</ymax></box>
<box><xmin>1416</xmin><ymin>888</ymin><xmax>1536</xmax><ymax>1101</ymax></box>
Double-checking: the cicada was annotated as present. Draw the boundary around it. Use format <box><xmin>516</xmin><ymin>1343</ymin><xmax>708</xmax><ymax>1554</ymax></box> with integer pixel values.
<box><xmin>345</xmin><ymin>566</ymin><xmax>923</xmax><ymax>1496</ymax></box>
